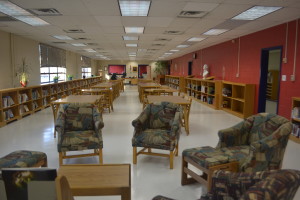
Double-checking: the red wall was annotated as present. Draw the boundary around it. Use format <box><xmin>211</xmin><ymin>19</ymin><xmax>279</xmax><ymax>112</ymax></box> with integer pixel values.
<box><xmin>170</xmin><ymin>19</ymin><xmax>300</xmax><ymax>119</ymax></box>
<box><xmin>138</xmin><ymin>65</ymin><xmax>148</xmax><ymax>77</ymax></box>
<box><xmin>108</xmin><ymin>65</ymin><xmax>125</xmax><ymax>74</ymax></box>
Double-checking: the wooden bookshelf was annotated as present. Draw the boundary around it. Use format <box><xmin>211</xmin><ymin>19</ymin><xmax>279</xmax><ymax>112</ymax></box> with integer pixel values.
<box><xmin>290</xmin><ymin>97</ymin><xmax>300</xmax><ymax>144</ymax></box>
<box><xmin>266</xmin><ymin>70</ymin><xmax>279</xmax><ymax>100</ymax></box>
<box><xmin>0</xmin><ymin>76</ymin><xmax>102</xmax><ymax>128</ymax></box>
<box><xmin>185</xmin><ymin>78</ymin><xmax>221</xmax><ymax>109</ymax></box>
<box><xmin>165</xmin><ymin>75</ymin><xmax>185</xmax><ymax>92</ymax></box>
<box><xmin>220</xmin><ymin>81</ymin><xmax>255</xmax><ymax>118</ymax></box>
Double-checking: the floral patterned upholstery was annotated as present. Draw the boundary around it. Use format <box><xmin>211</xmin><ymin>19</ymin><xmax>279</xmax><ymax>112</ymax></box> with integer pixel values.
<box><xmin>0</xmin><ymin>150</ymin><xmax>47</xmax><ymax>169</ymax></box>
<box><xmin>55</xmin><ymin>103</ymin><xmax>104</xmax><ymax>153</ymax></box>
<box><xmin>201</xmin><ymin>169</ymin><xmax>300</xmax><ymax>200</ymax></box>
<box><xmin>152</xmin><ymin>195</ymin><xmax>175</xmax><ymax>200</ymax></box>
<box><xmin>216</xmin><ymin>113</ymin><xmax>292</xmax><ymax>172</ymax></box>
<box><xmin>132</xmin><ymin>102</ymin><xmax>182</xmax><ymax>151</ymax></box>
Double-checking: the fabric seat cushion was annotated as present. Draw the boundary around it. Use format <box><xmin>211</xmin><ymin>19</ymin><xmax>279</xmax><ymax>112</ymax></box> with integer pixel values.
<box><xmin>149</xmin><ymin>104</ymin><xmax>177</xmax><ymax>129</ymax></box>
<box><xmin>132</xmin><ymin>129</ymin><xmax>175</xmax><ymax>150</ymax></box>
<box><xmin>0</xmin><ymin>150</ymin><xmax>47</xmax><ymax>169</ymax></box>
<box><xmin>59</xmin><ymin>130</ymin><xmax>103</xmax><ymax>152</ymax></box>
<box><xmin>220</xmin><ymin>145</ymin><xmax>250</xmax><ymax>168</ymax></box>
<box><xmin>182</xmin><ymin>146</ymin><xmax>230</xmax><ymax>168</ymax></box>
<box><xmin>64</xmin><ymin>105</ymin><xmax>94</xmax><ymax>131</ymax></box>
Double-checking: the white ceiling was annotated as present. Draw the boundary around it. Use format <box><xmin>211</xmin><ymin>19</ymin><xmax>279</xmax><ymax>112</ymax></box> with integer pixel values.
<box><xmin>0</xmin><ymin>0</ymin><xmax>299</xmax><ymax>61</ymax></box>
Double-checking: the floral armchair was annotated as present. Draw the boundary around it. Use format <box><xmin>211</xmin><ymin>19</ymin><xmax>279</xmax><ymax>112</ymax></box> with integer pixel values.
<box><xmin>216</xmin><ymin>113</ymin><xmax>292</xmax><ymax>172</ymax></box>
<box><xmin>55</xmin><ymin>103</ymin><xmax>104</xmax><ymax>165</ymax></box>
<box><xmin>201</xmin><ymin>169</ymin><xmax>300</xmax><ymax>200</ymax></box>
<box><xmin>132</xmin><ymin>101</ymin><xmax>182</xmax><ymax>169</ymax></box>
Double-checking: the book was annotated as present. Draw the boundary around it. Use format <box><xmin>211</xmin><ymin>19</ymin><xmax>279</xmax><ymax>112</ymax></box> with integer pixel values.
<box><xmin>1</xmin><ymin>168</ymin><xmax>57</xmax><ymax>200</ymax></box>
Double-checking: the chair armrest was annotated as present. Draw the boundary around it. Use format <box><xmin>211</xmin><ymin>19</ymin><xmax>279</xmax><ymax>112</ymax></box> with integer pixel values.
<box><xmin>132</xmin><ymin>106</ymin><xmax>150</xmax><ymax>128</ymax></box>
<box><xmin>170</xmin><ymin>111</ymin><xmax>182</xmax><ymax>133</ymax></box>
<box><xmin>217</xmin><ymin>121</ymin><xmax>246</xmax><ymax>148</ymax></box>
<box><xmin>55</xmin><ymin>111</ymin><xmax>65</xmax><ymax>135</ymax></box>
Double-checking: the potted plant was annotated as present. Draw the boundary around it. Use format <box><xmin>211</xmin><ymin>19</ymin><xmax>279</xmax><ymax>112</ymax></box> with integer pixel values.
<box><xmin>53</xmin><ymin>76</ymin><xmax>59</xmax><ymax>83</ymax></box>
<box><xmin>67</xmin><ymin>74</ymin><xmax>73</xmax><ymax>81</ymax></box>
<box><xmin>17</xmin><ymin>58</ymin><xmax>31</xmax><ymax>87</ymax></box>
<box><xmin>154</xmin><ymin>61</ymin><xmax>169</xmax><ymax>84</ymax></box>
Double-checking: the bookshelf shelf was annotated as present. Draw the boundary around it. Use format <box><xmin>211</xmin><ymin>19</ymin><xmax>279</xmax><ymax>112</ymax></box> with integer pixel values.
<box><xmin>185</xmin><ymin>78</ymin><xmax>221</xmax><ymax>109</ymax></box>
<box><xmin>290</xmin><ymin>97</ymin><xmax>300</xmax><ymax>143</ymax></box>
<box><xmin>165</xmin><ymin>75</ymin><xmax>185</xmax><ymax>92</ymax></box>
<box><xmin>0</xmin><ymin>76</ymin><xmax>102</xmax><ymax>127</ymax></box>
<box><xmin>220</xmin><ymin>81</ymin><xmax>255</xmax><ymax>118</ymax></box>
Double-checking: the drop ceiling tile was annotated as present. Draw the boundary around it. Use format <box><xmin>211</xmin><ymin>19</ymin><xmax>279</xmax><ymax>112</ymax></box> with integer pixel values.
<box><xmin>82</xmin><ymin>0</ymin><xmax>120</xmax><ymax>15</ymax></box>
<box><xmin>94</xmin><ymin>16</ymin><xmax>122</xmax><ymax>26</ymax></box>
<box><xmin>147</xmin><ymin>17</ymin><xmax>174</xmax><ymax>27</ymax></box>
<box><xmin>183</xmin><ymin>2</ymin><xmax>219</xmax><ymax>11</ymax></box>
<box><xmin>149</xmin><ymin>1</ymin><xmax>186</xmax><ymax>17</ymax></box>
<box><xmin>121</xmin><ymin>17</ymin><xmax>147</xmax><ymax>26</ymax></box>
<box><xmin>44</xmin><ymin>16</ymin><xmax>98</xmax><ymax>26</ymax></box>
<box><xmin>102</xmin><ymin>26</ymin><xmax>125</xmax><ymax>34</ymax></box>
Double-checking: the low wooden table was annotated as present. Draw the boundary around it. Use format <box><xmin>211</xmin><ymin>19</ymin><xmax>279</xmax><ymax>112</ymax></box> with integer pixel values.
<box><xmin>58</xmin><ymin>164</ymin><xmax>131</xmax><ymax>200</ymax></box>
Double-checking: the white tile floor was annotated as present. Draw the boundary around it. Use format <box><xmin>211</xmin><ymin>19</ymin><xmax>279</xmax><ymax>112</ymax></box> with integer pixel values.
<box><xmin>0</xmin><ymin>86</ymin><xmax>299</xmax><ymax>200</ymax></box>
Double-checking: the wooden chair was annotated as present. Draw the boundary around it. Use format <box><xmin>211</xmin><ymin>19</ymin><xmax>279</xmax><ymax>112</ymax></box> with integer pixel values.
<box><xmin>55</xmin><ymin>175</ymin><xmax>74</xmax><ymax>200</ymax></box>
<box><xmin>180</xmin><ymin>95</ymin><xmax>192</xmax><ymax>131</ymax></box>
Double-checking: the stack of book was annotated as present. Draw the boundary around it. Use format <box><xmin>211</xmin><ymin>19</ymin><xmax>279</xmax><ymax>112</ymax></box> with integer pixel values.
<box><xmin>2</xmin><ymin>96</ymin><xmax>15</xmax><ymax>108</ymax></box>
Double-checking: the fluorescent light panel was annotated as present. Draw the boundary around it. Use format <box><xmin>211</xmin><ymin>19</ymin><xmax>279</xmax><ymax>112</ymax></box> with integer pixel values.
<box><xmin>177</xmin><ymin>45</ymin><xmax>190</xmax><ymax>48</ymax></box>
<box><xmin>170</xmin><ymin>49</ymin><xmax>179</xmax><ymax>52</ymax></box>
<box><xmin>53</xmin><ymin>35</ymin><xmax>73</xmax><ymax>40</ymax></box>
<box><xmin>125</xmin><ymin>27</ymin><xmax>144</xmax><ymax>34</ymax></box>
<box><xmin>85</xmin><ymin>48</ymin><xmax>96</xmax><ymax>52</ymax></box>
<box><xmin>165</xmin><ymin>52</ymin><xmax>173</xmax><ymax>55</ymax></box>
<box><xmin>123</xmin><ymin>36</ymin><xmax>139</xmax><ymax>40</ymax></box>
<box><xmin>187</xmin><ymin>37</ymin><xmax>205</xmax><ymax>42</ymax></box>
<box><xmin>203</xmin><ymin>29</ymin><xmax>228</xmax><ymax>35</ymax></box>
<box><xmin>71</xmin><ymin>43</ymin><xmax>86</xmax><ymax>47</ymax></box>
<box><xmin>0</xmin><ymin>1</ymin><xmax>49</xmax><ymax>26</ymax></box>
<box><xmin>119</xmin><ymin>0</ymin><xmax>150</xmax><ymax>16</ymax></box>
<box><xmin>232</xmin><ymin>6</ymin><xmax>282</xmax><ymax>20</ymax></box>
<box><xmin>126</xmin><ymin>44</ymin><xmax>138</xmax><ymax>47</ymax></box>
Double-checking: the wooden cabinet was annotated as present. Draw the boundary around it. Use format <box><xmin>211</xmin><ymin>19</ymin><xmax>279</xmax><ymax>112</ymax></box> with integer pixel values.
<box><xmin>165</xmin><ymin>75</ymin><xmax>185</xmax><ymax>92</ymax></box>
<box><xmin>185</xmin><ymin>78</ymin><xmax>221</xmax><ymax>109</ymax></box>
<box><xmin>0</xmin><ymin>76</ymin><xmax>102</xmax><ymax>127</ymax></box>
<box><xmin>266</xmin><ymin>70</ymin><xmax>279</xmax><ymax>100</ymax></box>
<box><xmin>290</xmin><ymin>97</ymin><xmax>300</xmax><ymax>144</ymax></box>
<box><xmin>221</xmin><ymin>81</ymin><xmax>255</xmax><ymax>118</ymax></box>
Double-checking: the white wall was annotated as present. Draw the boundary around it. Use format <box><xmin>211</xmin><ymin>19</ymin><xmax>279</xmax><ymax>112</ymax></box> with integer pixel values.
<box><xmin>0</xmin><ymin>30</ymin><xmax>12</xmax><ymax>89</ymax></box>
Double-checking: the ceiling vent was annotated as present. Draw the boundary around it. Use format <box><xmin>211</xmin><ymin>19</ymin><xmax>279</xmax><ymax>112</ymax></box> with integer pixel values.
<box><xmin>28</xmin><ymin>8</ymin><xmax>61</xmax><ymax>16</ymax></box>
<box><xmin>86</xmin><ymin>43</ymin><xmax>98</xmax><ymax>46</ymax></box>
<box><xmin>147</xmin><ymin>49</ymin><xmax>157</xmax><ymax>51</ymax></box>
<box><xmin>64</xmin><ymin>29</ymin><xmax>85</xmax><ymax>33</ymax></box>
<box><xmin>178</xmin><ymin>11</ymin><xmax>207</xmax><ymax>18</ymax></box>
<box><xmin>152</xmin><ymin>44</ymin><xmax>165</xmax><ymax>46</ymax></box>
<box><xmin>163</xmin><ymin>30</ymin><xmax>184</xmax><ymax>35</ymax></box>
<box><xmin>74</xmin><ymin>37</ymin><xmax>90</xmax><ymax>40</ymax></box>
<box><xmin>52</xmin><ymin>41</ymin><xmax>67</xmax><ymax>44</ymax></box>
<box><xmin>155</xmin><ymin>38</ymin><xmax>171</xmax><ymax>41</ymax></box>
<box><xmin>0</xmin><ymin>16</ymin><xmax>17</xmax><ymax>22</ymax></box>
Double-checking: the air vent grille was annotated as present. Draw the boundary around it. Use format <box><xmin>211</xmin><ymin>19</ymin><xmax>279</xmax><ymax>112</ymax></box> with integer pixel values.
<box><xmin>163</xmin><ymin>30</ymin><xmax>184</xmax><ymax>35</ymax></box>
<box><xmin>64</xmin><ymin>29</ymin><xmax>85</xmax><ymax>33</ymax></box>
<box><xmin>52</xmin><ymin>41</ymin><xmax>67</xmax><ymax>44</ymax></box>
<box><xmin>28</xmin><ymin>8</ymin><xmax>61</xmax><ymax>16</ymax></box>
<box><xmin>178</xmin><ymin>11</ymin><xmax>207</xmax><ymax>18</ymax></box>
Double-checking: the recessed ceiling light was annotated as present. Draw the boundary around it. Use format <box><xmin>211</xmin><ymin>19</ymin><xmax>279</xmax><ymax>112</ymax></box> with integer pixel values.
<box><xmin>0</xmin><ymin>1</ymin><xmax>31</xmax><ymax>16</ymax></box>
<box><xmin>187</xmin><ymin>37</ymin><xmax>205</xmax><ymax>42</ymax></box>
<box><xmin>96</xmin><ymin>54</ymin><xmax>104</xmax><ymax>57</ymax></box>
<box><xmin>232</xmin><ymin>6</ymin><xmax>282</xmax><ymax>20</ymax></box>
<box><xmin>138</xmin><ymin>49</ymin><xmax>147</xmax><ymax>52</ymax></box>
<box><xmin>13</xmin><ymin>15</ymin><xmax>49</xmax><ymax>26</ymax></box>
<box><xmin>53</xmin><ymin>35</ymin><xmax>73</xmax><ymax>40</ymax></box>
<box><xmin>165</xmin><ymin>52</ymin><xmax>173</xmax><ymax>55</ymax></box>
<box><xmin>123</xmin><ymin>36</ymin><xmax>139</xmax><ymax>40</ymax></box>
<box><xmin>203</xmin><ymin>29</ymin><xmax>228</xmax><ymax>35</ymax></box>
<box><xmin>177</xmin><ymin>45</ymin><xmax>190</xmax><ymax>48</ymax></box>
<box><xmin>119</xmin><ymin>0</ymin><xmax>151</xmax><ymax>16</ymax></box>
<box><xmin>170</xmin><ymin>49</ymin><xmax>179</xmax><ymax>52</ymax></box>
<box><xmin>85</xmin><ymin>48</ymin><xmax>96</xmax><ymax>53</ymax></box>
<box><xmin>126</xmin><ymin>44</ymin><xmax>138</xmax><ymax>47</ymax></box>
<box><xmin>125</xmin><ymin>27</ymin><xmax>144</xmax><ymax>34</ymax></box>
<box><xmin>71</xmin><ymin>43</ymin><xmax>86</xmax><ymax>47</ymax></box>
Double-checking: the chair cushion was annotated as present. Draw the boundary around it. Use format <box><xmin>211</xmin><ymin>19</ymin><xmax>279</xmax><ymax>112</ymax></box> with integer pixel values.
<box><xmin>0</xmin><ymin>150</ymin><xmax>47</xmax><ymax>169</ymax></box>
<box><xmin>220</xmin><ymin>145</ymin><xmax>250</xmax><ymax>167</ymax></box>
<box><xmin>149</xmin><ymin>103</ymin><xmax>177</xmax><ymax>129</ymax></box>
<box><xmin>64</xmin><ymin>105</ymin><xmax>94</xmax><ymax>131</ymax></box>
<box><xmin>182</xmin><ymin>146</ymin><xmax>230</xmax><ymax>168</ymax></box>
<box><xmin>132</xmin><ymin>129</ymin><xmax>176</xmax><ymax>150</ymax></box>
<box><xmin>59</xmin><ymin>130</ymin><xmax>103</xmax><ymax>152</ymax></box>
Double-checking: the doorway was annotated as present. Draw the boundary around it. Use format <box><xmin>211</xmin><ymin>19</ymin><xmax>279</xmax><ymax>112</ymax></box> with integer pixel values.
<box><xmin>188</xmin><ymin>61</ymin><xmax>193</xmax><ymax>75</ymax></box>
<box><xmin>258</xmin><ymin>47</ymin><xmax>282</xmax><ymax>114</ymax></box>
<box><xmin>138</xmin><ymin>65</ymin><xmax>148</xmax><ymax>78</ymax></box>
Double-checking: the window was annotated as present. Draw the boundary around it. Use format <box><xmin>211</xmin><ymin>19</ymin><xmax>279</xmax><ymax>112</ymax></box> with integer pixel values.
<box><xmin>82</xmin><ymin>67</ymin><xmax>91</xmax><ymax>78</ymax></box>
<box><xmin>81</xmin><ymin>56</ymin><xmax>92</xmax><ymax>78</ymax></box>
<box><xmin>39</xmin><ymin>44</ymin><xmax>66</xmax><ymax>83</ymax></box>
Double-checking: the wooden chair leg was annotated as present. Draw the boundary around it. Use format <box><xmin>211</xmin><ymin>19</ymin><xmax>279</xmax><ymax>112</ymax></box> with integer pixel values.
<box><xmin>181</xmin><ymin>157</ymin><xmax>188</xmax><ymax>185</ymax></box>
<box><xmin>133</xmin><ymin>147</ymin><xmax>137</xmax><ymax>164</ymax></box>
<box><xmin>98</xmin><ymin>148</ymin><xmax>103</xmax><ymax>164</ymax></box>
<box><xmin>175</xmin><ymin>143</ymin><xmax>179</xmax><ymax>156</ymax></box>
<box><xmin>170</xmin><ymin>151</ymin><xmax>174</xmax><ymax>169</ymax></box>
<box><xmin>59</xmin><ymin>152</ymin><xmax>63</xmax><ymax>166</ymax></box>
<box><xmin>148</xmin><ymin>148</ymin><xmax>152</xmax><ymax>153</ymax></box>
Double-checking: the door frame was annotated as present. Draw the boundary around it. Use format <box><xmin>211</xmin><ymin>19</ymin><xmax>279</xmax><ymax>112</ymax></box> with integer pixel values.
<box><xmin>188</xmin><ymin>61</ymin><xmax>193</xmax><ymax>75</ymax></box>
<box><xmin>258</xmin><ymin>46</ymin><xmax>282</xmax><ymax>113</ymax></box>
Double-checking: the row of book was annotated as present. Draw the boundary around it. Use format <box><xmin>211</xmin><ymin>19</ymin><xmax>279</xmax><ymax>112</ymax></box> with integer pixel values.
<box><xmin>32</xmin><ymin>90</ymin><xmax>41</xmax><ymax>100</ymax></box>
<box><xmin>2</xmin><ymin>96</ymin><xmax>15</xmax><ymax>108</ymax></box>
<box><xmin>19</xmin><ymin>105</ymin><xmax>30</xmax><ymax>114</ymax></box>
<box><xmin>291</xmin><ymin>107</ymin><xmax>300</xmax><ymax>119</ymax></box>
<box><xmin>3</xmin><ymin>109</ymin><xmax>14</xmax><ymax>120</ymax></box>
<box><xmin>18</xmin><ymin>93</ymin><xmax>29</xmax><ymax>103</ymax></box>
<box><xmin>292</xmin><ymin>123</ymin><xmax>300</xmax><ymax>138</ymax></box>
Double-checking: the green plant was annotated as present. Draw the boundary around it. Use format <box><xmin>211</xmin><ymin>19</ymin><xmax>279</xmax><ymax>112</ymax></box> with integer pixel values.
<box><xmin>17</xmin><ymin>58</ymin><xmax>31</xmax><ymax>82</ymax></box>
<box><xmin>53</xmin><ymin>76</ymin><xmax>60</xmax><ymax>80</ymax></box>
<box><xmin>67</xmin><ymin>74</ymin><xmax>73</xmax><ymax>78</ymax></box>
<box><xmin>154</xmin><ymin>61</ymin><xmax>168</xmax><ymax>75</ymax></box>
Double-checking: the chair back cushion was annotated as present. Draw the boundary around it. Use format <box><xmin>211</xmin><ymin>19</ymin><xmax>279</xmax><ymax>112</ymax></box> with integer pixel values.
<box><xmin>148</xmin><ymin>102</ymin><xmax>179</xmax><ymax>129</ymax></box>
<box><xmin>63</xmin><ymin>103</ymin><xmax>95</xmax><ymax>131</ymax></box>
<box><xmin>247</xmin><ymin>113</ymin><xmax>290</xmax><ymax>144</ymax></box>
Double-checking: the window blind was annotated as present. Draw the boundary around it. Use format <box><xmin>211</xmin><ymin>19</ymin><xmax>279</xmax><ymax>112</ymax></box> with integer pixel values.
<box><xmin>40</xmin><ymin>44</ymin><xmax>66</xmax><ymax>67</ymax></box>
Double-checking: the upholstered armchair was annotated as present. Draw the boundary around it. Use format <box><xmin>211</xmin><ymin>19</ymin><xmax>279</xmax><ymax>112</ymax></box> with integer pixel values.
<box><xmin>55</xmin><ymin>103</ymin><xmax>104</xmax><ymax>165</ymax></box>
<box><xmin>201</xmin><ymin>169</ymin><xmax>300</xmax><ymax>200</ymax></box>
<box><xmin>216</xmin><ymin>113</ymin><xmax>292</xmax><ymax>172</ymax></box>
<box><xmin>132</xmin><ymin>102</ymin><xmax>182</xmax><ymax>169</ymax></box>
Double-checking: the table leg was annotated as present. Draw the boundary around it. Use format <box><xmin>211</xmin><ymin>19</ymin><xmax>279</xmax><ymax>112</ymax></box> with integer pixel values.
<box><xmin>183</xmin><ymin>105</ymin><xmax>189</xmax><ymax>135</ymax></box>
<box><xmin>51</xmin><ymin>103</ymin><xmax>59</xmax><ymax>138</ymax></box>
<box><xmin>121</xmin><ymin>187</ymin><xmax>131</xmax><ymax>200</ymax></box>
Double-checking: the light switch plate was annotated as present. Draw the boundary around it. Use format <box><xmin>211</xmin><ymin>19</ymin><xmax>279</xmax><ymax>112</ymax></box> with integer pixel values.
<box><xmin>282</xmin><ymin>75</ymin><xmax>286</xmax><ymax>81</ymax></box>
<box><xmin>291</xmin><ymin>75</ymin><xmax>295</xmax><ymax>81</ymax></box>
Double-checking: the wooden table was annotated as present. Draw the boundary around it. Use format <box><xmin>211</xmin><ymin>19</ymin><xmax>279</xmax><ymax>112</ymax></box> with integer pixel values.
<box><xmin>58</xmin><ymin>164</ymin><xmax>131</xmax><ymax>200</ymax></box>
<box><xmin>147</xmin><ymin>95</ymin><xmax>191</xmax><ymax>135</ymax></box>
<box><xmin>80</xmin><ymin>88</ymin><xmax>108</xmax><ymax>94</ymax></box>
<box><xmin>51</xmin><ymin>95</ymin><xmax>103</xmax><ymax>138</ymax></box>
<box><xmin>144</xmin><ymin>88</ymin><xmax>179</xmax><ymax>96</ymax></box>
<box><xmin>138</xmin><ymin>83</ymin><xmax>161</xmax><ymax>102</ymax></box>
